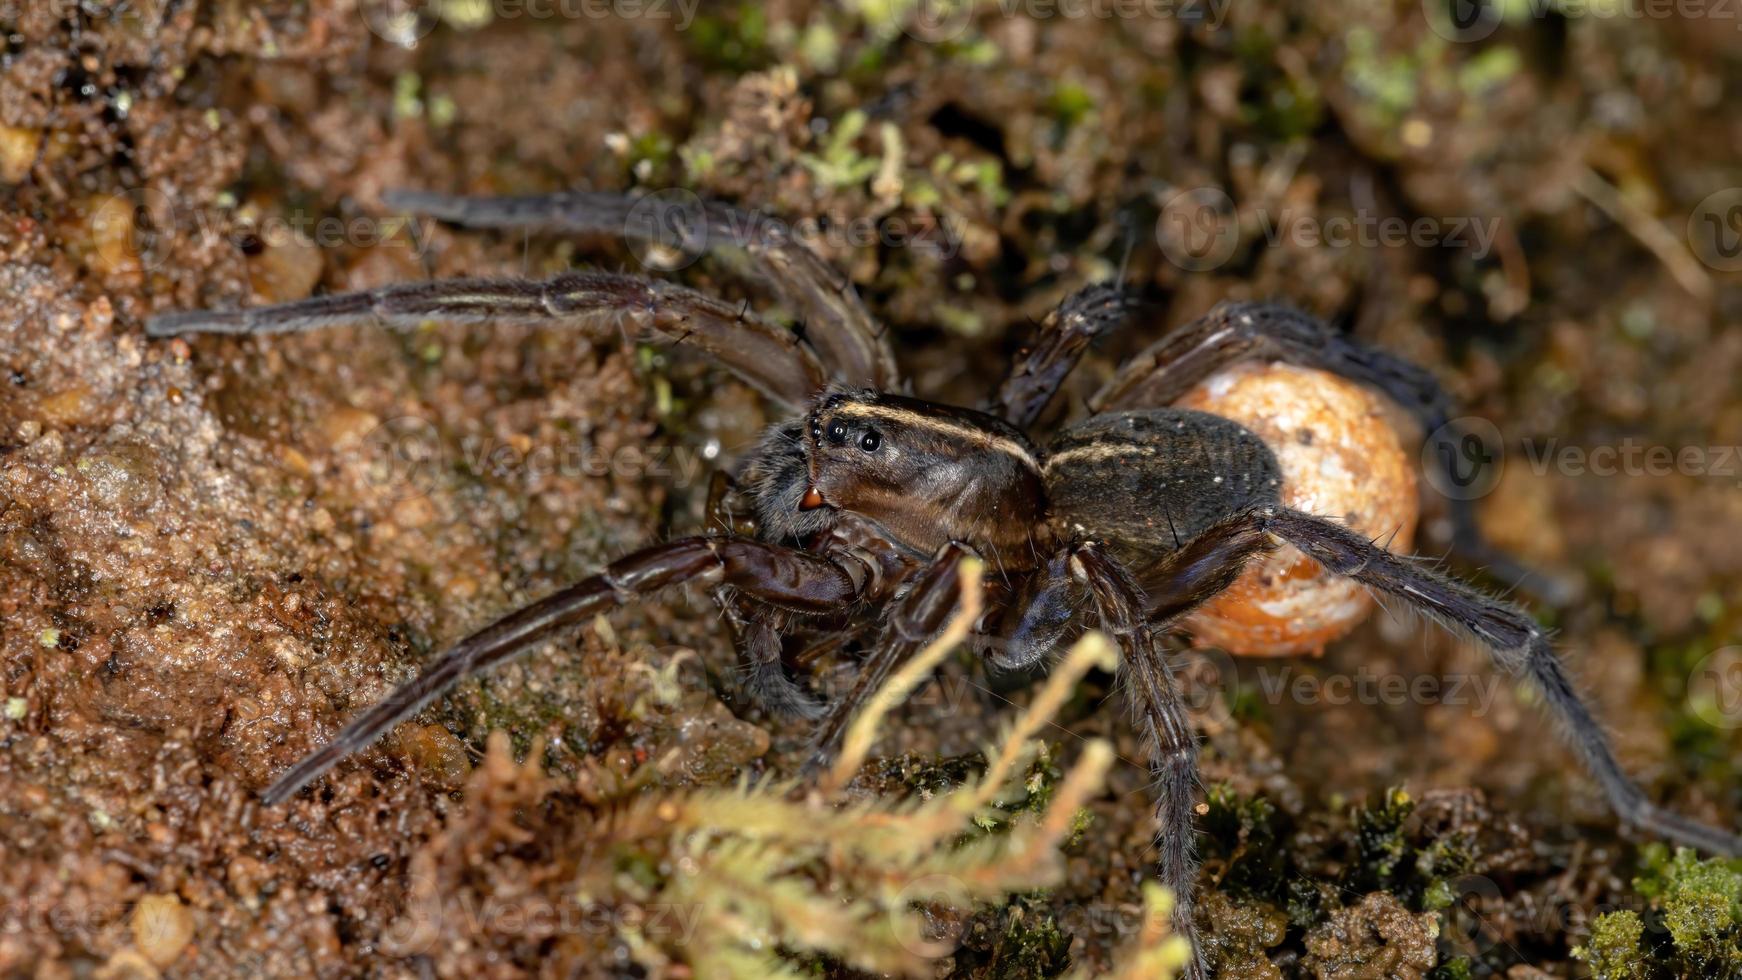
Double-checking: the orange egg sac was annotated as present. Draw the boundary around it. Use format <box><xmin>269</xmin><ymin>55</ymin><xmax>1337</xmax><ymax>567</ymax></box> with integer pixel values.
<box><xmin>1172</xmin><ymin>361</ymin><xmax>1419</xmax><ymax>657</ymax></box>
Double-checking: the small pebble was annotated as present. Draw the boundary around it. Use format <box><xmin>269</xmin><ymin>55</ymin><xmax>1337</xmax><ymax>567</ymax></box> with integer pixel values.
<box><xmin>131</xmin><ymin>893</ymin><xmax>194</xmax><ymax>968</ymax></box>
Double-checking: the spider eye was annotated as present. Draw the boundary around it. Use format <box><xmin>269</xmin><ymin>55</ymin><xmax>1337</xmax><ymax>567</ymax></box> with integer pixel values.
<box><xmin>826</xmin><ymin>420</ymin><xmax>848</xmax><ymax>445</ymax></box>
<box><xmin>858</xmin><ymin>429</ymin><xmax>881</xmax><ymax>453</ymax></box>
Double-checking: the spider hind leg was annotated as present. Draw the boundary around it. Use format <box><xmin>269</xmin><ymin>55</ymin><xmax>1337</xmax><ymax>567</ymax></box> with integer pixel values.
<box><xmin>1091</xmin><ymin>302</ymin><xmax>1574</xmax><ymax>605</ymax></box>
<box><xmin>1267</xmin><ymin>508</ymin><xmax>1740</xmax><ymax>856</ymax></box>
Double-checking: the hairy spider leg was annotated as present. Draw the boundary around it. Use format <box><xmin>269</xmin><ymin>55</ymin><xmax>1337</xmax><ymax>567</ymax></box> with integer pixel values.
<box><xmin>802</xmin><ymin>543</ymin><xmax>977</xmax><ymax>774</ymax></box>
<box><xmin>382</xmin><ymin>189</ymin><xmax>901</xmax><ymax>391</ymax></box>
<box><xmin>1131</xmin><ymin>507</ymin><xmax>1742</xmax><ymax>858</ymax></box>
<box><xmin>1075</xmin><ymin>543</ymin><xmax>1217</xmax><ymax>980</ymax></box>
<box><xmin>260</xmin><ymin>536</ymin><xmax>866</xmax><ymax>805</ymax></box>
<box><xmin>147</xmin><ymin>270</ymin><xmax>830</xmax><ymax>409</ymax></box>
<box><xmin>1092</xmin><ymin>302</ymin><xmax>1573</xmax><ymax>604</ymax></box>
<box><xmin>718</xmin><ymin>598</ymin><xmax>830</xmax><ymax>721</ymax></box>
<box><xmin>987</xmin><ymin>282</ymin><xmax>1136</xmax><ymax>429</ymax></box>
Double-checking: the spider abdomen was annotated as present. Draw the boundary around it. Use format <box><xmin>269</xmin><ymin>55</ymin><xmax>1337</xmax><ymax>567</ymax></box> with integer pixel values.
<box><xmin>1044</xmin><ymin>408</ymin><xmax>1284</xmax><ymax>561</ymax></box>
<box><xmin>1174</xmin><ymin>361</ymin><xmax>1419</xmax><ymax>656</ymax></box>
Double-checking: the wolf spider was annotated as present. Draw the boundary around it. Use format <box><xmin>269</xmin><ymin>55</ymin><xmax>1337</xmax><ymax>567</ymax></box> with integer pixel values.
<box><xmin>150</xmin><ymin>188</ymin><xmax>1742</xmax><ymax>977</ymax></box>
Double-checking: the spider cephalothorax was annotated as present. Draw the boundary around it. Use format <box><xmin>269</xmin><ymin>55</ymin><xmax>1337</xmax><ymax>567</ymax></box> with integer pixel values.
<box><xmin>150</xmin><ymin>188</ymin><xmax>1741</xmax><ymax>979</ymax></box>
<box><xmin>747</xmin><ymin>387</ymin><xmax>1049</xmax><ymax>563</ymax></box>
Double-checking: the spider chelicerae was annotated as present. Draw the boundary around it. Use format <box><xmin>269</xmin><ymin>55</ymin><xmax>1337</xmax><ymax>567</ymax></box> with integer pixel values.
<box><xmin>149</xmin><ymin>188</ymin><xmax>1742</xmax><ymax>977</ymax></box>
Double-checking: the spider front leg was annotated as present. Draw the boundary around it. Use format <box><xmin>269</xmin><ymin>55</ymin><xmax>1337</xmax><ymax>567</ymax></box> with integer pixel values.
<box><xmin>1072</xmin><ymin>543</ymin><xmax>1214</xmax><ymax>980</ymax></box>
<box><xmin>801</xmin><ymin>542</ymin><xmax>978</xmax><ymax>775</ymax></box>
<box><xmin>717</xmin><ymin>598</ymin><xmax>829</xmax><ymax>722</ymax></box>
<box><xmin>261</xmin><ymin>536</ymin><xmax>867</xmax><ymax>805</ymax></box>
<box><xmin>987</xmin><ymin>282</ymin><xmax>1135</xmax><ymax>429</ymax></box>
<box><xmin>383</xmin><ymin>189</ymin><xmax>901</xmax><ymax>390</ymax></box>
<box><xmin>148</xmin><ymin>270</ymin><xmax>829</xmax><ymax>410</ymax></box>
<box><xmin>1133</xmin><ymin>508</ymin><xmax>1742</xmax><ymax>858</ymax></box>
<box><xmin>1092</xmin><ymin>302</ymin><xmax>1568</xmax><ymax>603</ymax></box>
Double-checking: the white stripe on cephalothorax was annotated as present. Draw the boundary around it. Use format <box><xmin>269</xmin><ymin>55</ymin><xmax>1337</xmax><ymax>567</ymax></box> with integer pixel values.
<box><xmin>834</xmin><ymin>401</ymin><xmax>1041</xmax><ymax>473</ymax></box>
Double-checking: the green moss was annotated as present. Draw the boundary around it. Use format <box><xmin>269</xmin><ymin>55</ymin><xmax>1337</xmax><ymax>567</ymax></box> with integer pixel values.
<box><xmin>798</xmin><ymin>109</ymin><xmax>884</xmax><ymax>189</ymax></box>
<box><xmin>1344</xmin><ymin>788</ymin><xmax>1474</xmax><ymax>915</ymax></box>
<box><xmin>392</xmin><ymin>72</ymin><xmax>423</xmax><ymax>120</ymax></box>
<box><xmin>683</xmin><ymin>5</ymin><xmax>772</xmax><ymax>72</ymax></box>
<box><xmin>1200</xmin><ymin>784</ymin><xmax>1287</xmax><ymax>903</ymax></box>
<box><xmin>946</xmin><ymin>894</ymin><xmax>1073</xmax><ymax>980</ymax></box>
<box><xmin>623</xmin><ymin>131</ymin><xmax>675</xmax><ymax>181</ymax></box>
<box><xmin>1573</xmin><ymin>910</ymin><xmax>1647</xmax><ymax>980</ymax></box>
<box><xmin>1047</xmin><ymin>82</ymin><xmax>1094</xmax><ymax>129</ymax></box>
<box><xmin>1456</xmin><ymin>47</ymin><xmax>1521</xmax><ymax>98</ymax></box>
<box><xmin>1351</xmin><ymin>786</ymin><xmax>1415</xmax><ymax>890</ymax></box>
<box><xmin>1341</xmin><ymin>28</ymin><xmax>1419</xmax><ymax>128</ymax></box>
<box><xmin>1633</xmin><ymin>845</ymin><xmax>1742</xmax><ymax>974</ymax></box>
